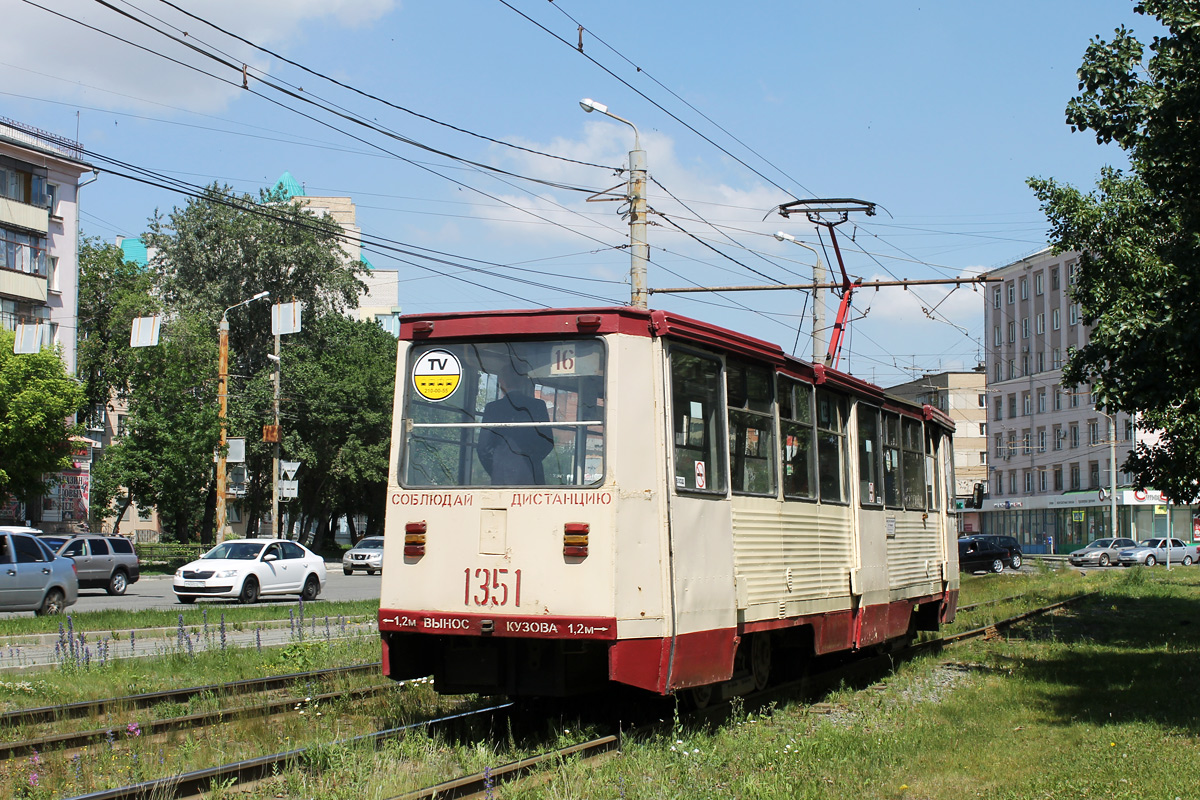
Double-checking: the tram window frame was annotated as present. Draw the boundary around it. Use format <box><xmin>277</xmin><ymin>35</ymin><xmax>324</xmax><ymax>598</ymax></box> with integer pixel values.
<box><xmin>777</xmin><ymin>375</ymin><xmax>817</xmax><ymax>501</ymax></box>
<box><xmin>816</xmin><ymin>389</ymin><xmax>849</xmax><ymax>504</ymax></box>
<box><xmin>925</xmin><ymin>429</ymin><xmax>941</xmax><ymax>511</ymax></box>
<box><xmin>400</xmin><ymin>338</ymin><xmax>607</xmax><ymax>489</ymax></box>
<box><xmin>902</xmin><ymin>418</ymin><xmax>926</xmax><ymax>510</ymax></box>
<box><xmin>669</xmin><ymin>348</ymin><xmax>728</xmax><ymax>496</ymax></box>
<box><xmin>882</xmin><ymin>412</ymin><xmax>902</xmax><ymax>508</ymax></box>
<box><xmin>726</xmin><ymin>358</ymin><xmax>776</xmax><ymax>496</ymax></box>
<box><xmin>857</xmin><ymin>404</ymin><xmax>883</xmax><ymax>506</ymax></box>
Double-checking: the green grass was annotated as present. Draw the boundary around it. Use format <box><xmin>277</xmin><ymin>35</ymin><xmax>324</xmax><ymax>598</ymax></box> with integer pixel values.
<box><xmin>0</xmin><ymin>599</ymin><xmax>380</xmax><ymax>638</ymax></box>
<box><xmin>3</xmin><ymin>568</ymin><xmax>1199</xmax><ymax>799</ymax></box>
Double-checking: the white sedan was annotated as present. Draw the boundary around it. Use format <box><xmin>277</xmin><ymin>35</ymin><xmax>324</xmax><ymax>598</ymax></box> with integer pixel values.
<box><xmin>173</xmin><ymin>539</ymin><xmax>327</xmax><ymax>604</ymax></box>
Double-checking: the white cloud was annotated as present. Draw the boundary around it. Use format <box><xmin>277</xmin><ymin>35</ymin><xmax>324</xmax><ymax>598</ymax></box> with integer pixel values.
<box><xmin>1</xmin><ymin>0</ymin><xmax>396</xmax><ymax>113</ymax></box>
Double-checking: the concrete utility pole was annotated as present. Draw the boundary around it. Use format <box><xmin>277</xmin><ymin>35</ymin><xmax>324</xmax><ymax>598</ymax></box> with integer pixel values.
<box><xmin>215</xmin><ymin>291</ymin><xmax>268</xmax><ymax>541</ymax></box>
<box><xmin>773</xmin><ymin>232</ymin><xmax>826</xmax><ymax>362</ymax></box>
<box><xmin>580</xmin><ymin>98</ymin><xmax>647</xmax><ymax>308</ymax></box>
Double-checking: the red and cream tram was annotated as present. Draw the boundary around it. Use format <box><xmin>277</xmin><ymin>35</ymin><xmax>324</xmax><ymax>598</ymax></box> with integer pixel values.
<box><xmin>378</xmin><ymin>306</ymin><xmax>959</xmax><ymax>700</ymax></box>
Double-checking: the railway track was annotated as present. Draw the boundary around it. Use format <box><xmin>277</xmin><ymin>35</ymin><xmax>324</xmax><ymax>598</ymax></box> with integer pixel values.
<box><xmin>55</xmin><ymin>592</ymin><xmax>1091</xmax><ymax>800</ymax></box>
<box><xmin>0</xmin><ymin>662</ymin><xmax>379</xmax><ymax>727</ymax></box>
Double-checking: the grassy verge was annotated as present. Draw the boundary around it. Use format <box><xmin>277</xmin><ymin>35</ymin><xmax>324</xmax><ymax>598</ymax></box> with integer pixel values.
<box><xmin>3</xmin><ymin>567</ymin><xmax>1199</xmax><ymax>799</ymax></box>
<box><xmin>0</xmin><ymin>599</ymin><xmax>380</xmax><ymax>639</ymax></box>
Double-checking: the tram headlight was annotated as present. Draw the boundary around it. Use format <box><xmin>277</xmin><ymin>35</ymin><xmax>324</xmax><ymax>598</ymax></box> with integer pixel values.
<box><xmin>404</xmin><ymin>521</ymin><xmax>427</xmax><ymax>557</ymax></box>
<box><xmin>563</xmin><ymin>522</ymin><xmax>589</xmax><ymax>558</ymax></box>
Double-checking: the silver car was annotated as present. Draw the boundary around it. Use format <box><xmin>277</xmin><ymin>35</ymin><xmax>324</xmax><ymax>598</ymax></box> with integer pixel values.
<box><xmin>0</xmin><ymin>530</ymin><xmax>79</xmax><ymax>615</ymax></box>
<box><xmin>1117</xmin><ymin>538</ymin><xmax>1197</xmax><ymax>567</ymax></box>
<box><xmin>343</xmin><ymin>536</ymin><xmax>384</xmax><ymax>575</ymax></box>
<box><xmin>1069</xmin><ymin>538</ymin><xmax>1137</xmax><ymax>567</ymax></box>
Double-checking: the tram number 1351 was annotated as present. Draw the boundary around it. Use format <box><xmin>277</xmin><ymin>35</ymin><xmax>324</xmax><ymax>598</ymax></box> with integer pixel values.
<box><xmin>464</xmin><ymin>568</ymin><xmax>522</xmax><ymax>607</ymax></box>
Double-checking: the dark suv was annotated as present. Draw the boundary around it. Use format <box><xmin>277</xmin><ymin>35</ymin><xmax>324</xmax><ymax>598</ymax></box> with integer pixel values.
<box><xmin>975</xmin><ymin>535</ymin><xmax>1023</xmax><ymax>570</ymax></box>
<box><xmin>41</xmin><ymin>534</ymin><xmax>140</xmax><ymax>596</ymax></box>
<box><xmin>958</xmin><ymin>536</ymin><xmax>1014</xmax><ymax>573</ymax></box>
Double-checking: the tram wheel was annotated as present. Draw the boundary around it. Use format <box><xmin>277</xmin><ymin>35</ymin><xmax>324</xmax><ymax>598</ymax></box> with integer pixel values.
<box><xmin>751</xmin><ymin>634</ymin><xmax>772</xmax><ymax>691</ymax></box>
<box><xmin>687</xmin><ymin>685</ymin><xmax>714</xmax><ymax>710</ymax></box>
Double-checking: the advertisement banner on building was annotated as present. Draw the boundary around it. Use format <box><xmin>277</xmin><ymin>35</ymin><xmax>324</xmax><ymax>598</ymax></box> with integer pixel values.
<box><xmin>1193</xmin><ymin>513</ymin><xmax>1200</xmax><ymax>542</ymax></box>
<box><xmin>43</xmin><ymin>470</ymin><xmax>89</xmax><ymax>524</ymax></box>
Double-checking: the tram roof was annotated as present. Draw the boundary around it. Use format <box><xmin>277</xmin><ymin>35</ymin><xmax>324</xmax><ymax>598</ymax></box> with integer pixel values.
<box><xmin>399</xmin><ymin>306</ymin><xmax>952</xmax><ymax>430</ymax></box>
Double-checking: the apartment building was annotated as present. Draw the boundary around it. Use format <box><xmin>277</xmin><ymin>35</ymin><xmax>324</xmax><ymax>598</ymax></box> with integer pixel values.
<box><xmin>980</xmin><ymin>248</ymin><xmax>1194</xmax><ymax>552</ymax></box>
<box><xmin>0</xmin><ymin>118</ymin><xmax>94</xmax><ymax>531</ymax></box>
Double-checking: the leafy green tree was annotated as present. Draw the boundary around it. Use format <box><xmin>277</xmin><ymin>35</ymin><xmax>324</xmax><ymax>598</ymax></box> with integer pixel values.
<box><xmin>94</xmin><ymin>311</ymin><xmax>219</xmax><ymax>542</ymax></box>
<box><xmin>0</xmin><ymin>330</ymin><xmax>86</xmax><ymax>507</ymax></box>
<box><xmin>1029</xmin><ymin>0</ymin><xmax>1200</xmax><ymax>501</ymax></box>
<box><xmin>76</xmin><ymin>236</ymin><xmax>157</xmax><ymax>412</ymax></box>
<box><xmin>96</xmin><ymin>185</ymin><xmax>367</xmax><ymax>540</ymax></box>
<box><xmin>280</xmin><ymin>314</ymin><xmax>397</xmax><ymax>549</ymax></box>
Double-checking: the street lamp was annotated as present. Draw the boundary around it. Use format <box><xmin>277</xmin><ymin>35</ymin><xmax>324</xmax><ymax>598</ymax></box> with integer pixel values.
<box><xmin>774</xmin><ymin>232</ymin><xmax>827</xmax><ymax>364</ymax></box>
<box><xmin>1095</xmin><ymin>406</ymin><xmax>1119</xmax><ymax>540</ymax></box>
<box><xmin>216</xmin><ymin>290</ymin><xmax>269</xmax><ymax>541</ymax></box>
<box><xmin>579</xmin><ymin>98</ymin><xmax>648</xmax><ymax>309</ymax></box>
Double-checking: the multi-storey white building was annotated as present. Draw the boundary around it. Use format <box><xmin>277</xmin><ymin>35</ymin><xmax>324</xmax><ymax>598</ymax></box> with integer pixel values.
<box><xmin>0</xmin><ymin>118</ymin><xmax>94</xmax><ymax>530</ymax></box>
<box><xmin>980</xmin><ymin>248</ymin><xmax>1196</xmax><ymax>552</ymax></box>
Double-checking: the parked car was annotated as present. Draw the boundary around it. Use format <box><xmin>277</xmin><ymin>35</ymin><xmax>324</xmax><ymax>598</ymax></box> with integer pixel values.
<box><xmin>174</xmin><ymin>539</ymin><xmax>326</xmax><ymax>604</ymax></box>
<box><xmin>343</xmin><ymin>536</ymin><xmax>384</xmax><ymax>575</ymax></box>
<box><xmin>958</xmin><ymin>537</ymin><xmax>1011</xmax><ymax>574</ymax></box>
<box><xmin>42</xmin><ymin>534</ymin><xmax>140</xmax><ymax>595</ymax></box>
<box><xmin>0</xmin><ymin>529</ymin><xmax>78</xmax><ymax>615</ymax></box>
<box><xmin>974</xmin><ymin>534</ymin><xmax>1024</xmax><ymax>570</ymax></box>
<box><xmin>1117</xmin><ymin>539</ymin><xmax>1198</xmax><ymax>567</ymax></box>
<box><xmin>1069</xmin><ymin>538</ymin><xmax>1137</xmax><ymax>567</ymax></box>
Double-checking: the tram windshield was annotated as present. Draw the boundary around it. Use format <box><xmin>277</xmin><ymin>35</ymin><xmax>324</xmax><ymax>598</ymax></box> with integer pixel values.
<box><xmin>401</xmin><ymin>339</ymin><xmax>605</xmax><ymax>488</ymax></box>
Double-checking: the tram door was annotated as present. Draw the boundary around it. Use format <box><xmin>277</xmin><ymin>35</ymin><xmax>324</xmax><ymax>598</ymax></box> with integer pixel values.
<box><xmin>663</xmin><ymin>347</ymin><xmax>737</xmax><ymax>688</ymax></box>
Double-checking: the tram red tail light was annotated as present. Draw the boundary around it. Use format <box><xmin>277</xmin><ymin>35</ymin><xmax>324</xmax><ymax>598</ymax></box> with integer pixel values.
<box><xmin>563</xmin><ymin>522</ymin><xmax>589</xmax><ymax>558</ymax></box>
<box><xmin>404</xmin><ymin>521</ymin><xmax>427</xmax><ymax>557</ymax></box>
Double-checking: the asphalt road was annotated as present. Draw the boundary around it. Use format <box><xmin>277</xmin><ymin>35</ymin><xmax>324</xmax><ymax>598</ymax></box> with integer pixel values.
<box><xmin>68</xmin><ymin>564</ymin><xmax>383</xmax><ymax>614</ymax></box>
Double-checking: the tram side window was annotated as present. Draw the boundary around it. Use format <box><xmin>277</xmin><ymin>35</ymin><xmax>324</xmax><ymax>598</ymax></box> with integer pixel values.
<box><xmin>727</xmin><ymin>359</ymin><xmax>776</xmax><ymax>495</ymax></box>
<box><xmin>857</xmin><ymin>405</ymin><xmax>882</xmax><ymax>505</ymax></box>
<box><xmin>902</xmin><ymin>418</ymin><xmax>926</xmax><ymax>510</ymax></box>
<box><xmin>925</xmin><ymin>430</ymin><xmax>942</xmax><ymax>511</ymax></box>
<box><xmin>816</xmin><ymin>389</ymin><xmax>849</xmax><ymax>503</ymax></box>
<box><xmin>778</xmin><ymin>376</ymin><xmax>816</xmax><ymax>499</ymax></box>
<box><xmin>671</xmin><ymin>350</ymin><xmax>727</xmax><ymax>494</ymax></box>
<box><xmin>882</xmin><ymin>412</ymin><xmax>902</xmax><ymax>507</ymax></box>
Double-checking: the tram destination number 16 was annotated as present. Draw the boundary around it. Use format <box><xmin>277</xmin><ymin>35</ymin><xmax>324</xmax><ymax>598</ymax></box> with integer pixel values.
<box><xmin>465</xmin><ymin>568</ymin><xmax>522</xmax><ymax>607</ymax></box>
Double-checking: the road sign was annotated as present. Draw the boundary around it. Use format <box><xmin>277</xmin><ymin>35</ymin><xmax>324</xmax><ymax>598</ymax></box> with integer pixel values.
<box><xmin>279</xmin><ymin>479</ymin><xmax>298</xmax><ymax>499</ymax></box>
<box><xmin>281</xmin><ymin>460</ymin><xmax>301</xmax><ymax>480</ymax></box>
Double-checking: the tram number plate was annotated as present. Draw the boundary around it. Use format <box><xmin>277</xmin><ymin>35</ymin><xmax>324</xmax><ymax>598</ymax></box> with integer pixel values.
<box><xmin>464</xmin><ymin>567</ymin><xmax>522</xmax><ymax>607</ymax></box>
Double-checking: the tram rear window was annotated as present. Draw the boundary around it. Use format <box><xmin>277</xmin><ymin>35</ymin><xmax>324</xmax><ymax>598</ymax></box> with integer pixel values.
<box><xmin>401</xmin><ymin>340</ymin><xmax>605</xmax><ymax>488</ymax></box>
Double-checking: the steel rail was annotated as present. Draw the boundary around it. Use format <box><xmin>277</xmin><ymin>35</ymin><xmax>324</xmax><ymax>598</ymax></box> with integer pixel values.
<box><xmin>390</xmin><ymin>734</ymin><xmax>621</xmax><ymax>800</ymax></box>
<box><xmin>0</xmin><ymin>683</ymin><xmax>399</xmax><ymax>760</ymax></box>
<box><xmin>61</xmin><ymin>701</ymin><xmax>515</xmax><ymax>800</ymax></box>
<box><xmin>0</xmin><ymin>662</ymin><xmax>378</xmax><ymax>727</ymax></box>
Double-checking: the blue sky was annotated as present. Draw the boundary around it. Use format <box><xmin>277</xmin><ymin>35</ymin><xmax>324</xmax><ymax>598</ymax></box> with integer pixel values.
<box><xmin>2</xmin><ymin>0</ymin><xmax>1157</xmax><ymax>386</ymax></box>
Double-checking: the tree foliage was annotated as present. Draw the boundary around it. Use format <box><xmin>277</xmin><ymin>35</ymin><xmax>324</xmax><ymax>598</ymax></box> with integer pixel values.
<box><xmin>1029</xmin><ymin>0</ymin><xmax>1200</xmax><ymax>502</ymax></box>
<box><xmin>92</xmin><ymin>184</ymin><xmax>385</xmax><ymax>542</ymax></box>
<box><xmin>282</xmin><ymin>314</ymin><xmax>397</xmax><ymax>549</ymax></box>
<box><xmin>94</xmin><ymin>312</ymin><xmax>219</xmax><ymax>542</ymax></box>
<box><xmin>76</xmin><ymin>236</ymin><xmax>156</xmax><ymax>412</ymax></box>
<box><xmin>0</xmin><ymin>330</ymin><xmax>86</xmax><ymax>507</ymax></box>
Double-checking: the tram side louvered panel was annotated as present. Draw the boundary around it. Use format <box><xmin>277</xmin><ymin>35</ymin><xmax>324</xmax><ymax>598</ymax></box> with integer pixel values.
<box><xmin>732</xmin><ymin>501</ymin><xmax>853</xmax><ymax>606</ymax></box>
<box><xmin>886</xmin><ymin>515</ymin><xmax>943</xmax><ymax>589</ymax></box>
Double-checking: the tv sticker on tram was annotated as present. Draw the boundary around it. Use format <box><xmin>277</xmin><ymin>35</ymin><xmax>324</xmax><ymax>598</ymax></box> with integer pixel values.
<box><xmin>413</xmin><ymin>349</ymin><xmax>462</xmax><ymax>402</ymax></box>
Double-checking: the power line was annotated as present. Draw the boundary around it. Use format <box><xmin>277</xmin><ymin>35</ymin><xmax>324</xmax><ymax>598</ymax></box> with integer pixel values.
<box><xmin>544</xmin><ymin>1</ymin><xmax>815</xmax><ymax>199</ymax></box>
<box><xmin>494</xmin><ymin>0</ymin><xmax>798</xmax><ymax>199</ymax></box>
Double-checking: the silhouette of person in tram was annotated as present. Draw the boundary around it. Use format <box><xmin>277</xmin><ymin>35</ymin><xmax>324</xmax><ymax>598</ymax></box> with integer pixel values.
<box><xmin>478</xmin><ymin>367</ymin><xmax>553</xmax><ymax>485</ymax></box>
